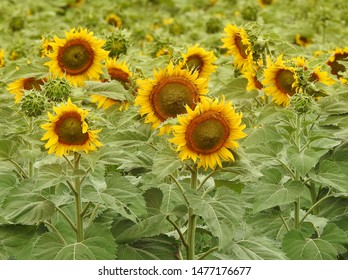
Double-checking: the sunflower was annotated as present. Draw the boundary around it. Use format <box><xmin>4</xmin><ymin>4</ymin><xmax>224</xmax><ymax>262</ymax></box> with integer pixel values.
<box><xmin>262</xmin><ymin>55</ymin><xmax>300</xmax><ymax>107</ymax></box>
<box><xmin>221</xmin><ymin>24</ymin><xmax>253</xmax><ymax>70</ymax></box>
<box><xmin>0</xmin><ymin>49</ymin><xmax>5</xmax><ymax>68</ymax></box>
<box><xmin>170</xmin><ymin>96</ymin><xmax>247</xmax><ymax>170</ymax></box>
<box><xmin>294</xmin><ymin>34</ymin><xmax>312</xmax><ymax>47</ymax></box>
<box><xmin>294</xmin><ymin>57</ymin><xmax>335</xmax><ymax>86</ymax></box>
<box><xmin>91</xmin><ymin>58</ymin><xmax>132</xmax><ymax>110</ymax></box>
<box><xmin>41</xmin><ymin>36</ymin><xmax>54</xmax><ymax>58</ymax></box>
<box><xmin>179</xmin><ymin>44</ymin><xmax>217</xmax><ymax>80</ymax></box>
<box><xmin>258</xmin><ymin>0</ymin><xmax>274</xmax><ymax>8</ymax></box>
<box><xmin>327</xmin><ymin>47</ymin><xmax>348</xmax><ymax>82</ymax></box>
<box><xmin>7</xmin><ymin>77</ymin><xmax>46</xmax><ymax>103</ymax></box>
<box><xmin>41</xmin><ymin>98</ymin><xmax>102</xmax><ymax>157</ymax></box>
<box><xmin>45</xmin><ymin>28</ymin><xmax>109</xmax><ymax>87</ymax></box>
<box><xmin>135</xmin><ymin>61</ymin><xmax>208</xmax><ymax>134</ymax></box>
<box><xmin>106</xmin><ymin>14</ymin><xmax>122</xmax><ymax>28</ymax></box>
<box><xmin>242</xmin><ymin>63</ymin><xmax>263</xmax><ymax>91</ymax></box>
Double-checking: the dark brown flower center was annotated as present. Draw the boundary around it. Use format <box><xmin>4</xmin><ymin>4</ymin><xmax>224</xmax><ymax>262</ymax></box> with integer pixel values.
<box><xmin>55</xmin><ymin>112</ymin><xmax>89</xmax><ymax>145</ymax></box>
<box><xmin>328</xmin><ymin>53</ymin><xmax>348</xmax><ymax>78</ymax></box>
<box><xmin>23</xmin><ymin>77</ymin><xmax>46</xmax><ymax>90</ymax></box>
<box><xmin>108</xmin><ymin>67</ymin><xmax>130</xmax><ymax>86</ymax></box>
<box><xmin>275</xmin><ymin>69</ymin><xmax>297</xmax><ymax>96</ymax></box>
<box><xmin>185</xmin><ymin>55</ymin><xmax>203</xmax><ymax>73</ymax></box>
<box><xmin>58</xmin><ymin>39</ymin><xmax>94</xmax><ymax>76</ymax></box>
<box><xmin>186</xmin><ymin>111</ymin><xmax>230</xmax><ymax>154</ymax></box>
<box><xmin>234</xmin><ymin>35</ymin><xmax>248</xmax><ymax>59</ymax></box>
<box><xmin>151</xmin><ymin>77</ymin><xmax>198</xmax><ymax>121</ymax></box>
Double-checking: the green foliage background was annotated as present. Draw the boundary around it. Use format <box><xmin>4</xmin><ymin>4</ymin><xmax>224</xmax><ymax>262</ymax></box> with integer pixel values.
<box><xmin>0</xmin><ymin>0</ymin><xmax>347</xmax><ymax>260</ymax></box>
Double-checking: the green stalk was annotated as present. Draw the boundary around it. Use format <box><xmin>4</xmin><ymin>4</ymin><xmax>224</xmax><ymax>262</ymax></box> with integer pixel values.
<box><xmin>187</xmin><ymin>165</ymin><xmax>198</xmax><ymax>260</ymax></box>
<box><xmin>73</xmin><ymin>152</ymin><xmax>84</xmax><ymax>242</ymax></box>
<box><xmin>294</xmin><ymin>197</ymin><xmax>300</xmax><ymax>230</ymax></box>
<box><xmin>309</xmin><ymin>183</ymin><xmax>318</xmax><ymax>215</ymax></box>
<box><xmin>28</xmin><ymin>117</ymin><xmax>34</xmax><ymax>178</ymax></box>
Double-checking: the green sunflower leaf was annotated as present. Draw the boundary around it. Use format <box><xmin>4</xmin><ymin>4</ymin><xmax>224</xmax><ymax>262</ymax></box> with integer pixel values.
<box><xmin>282</xmin><ymin>223</ymin><xmax>348</xmax><ymax>260</ymax></box>
<box><xmin>221</xmin><ymin>235</ymin><xmax>287</xmax><ymax>260</ymax></box>
<box><xmin>152</xmin><ymin>148</ymin><xmax>182</xmax><ymax>181</ymax></box>
<box><xmin>117</xmin><ymin>235</ymin><xmax>179</xmax><ymax>260</ymax></box>
<box><xmin>1</xmin><ymin>187</ymin><xmax>55</xmax><ymax>225</ymax></box>
<box><xmin>0</xmin><ymin>173</ymin><xmax>18</xmax><ymax>205</ymax></box>
<box><xmin>113</xmin><ymin>214</ymin><xmax>171</xmax><ymax>244</ymax></box>
<box><xmin>243</xmin><ymin>127</ymin><xmax>281</xmax><ymax>146</ymax></box>
<box><xmin>286</xmin><ymin>146</ymin><xmax>326</xmax><ymax>177</ymax></box>
<box><xmin>102</xmin><ymin>173</ymin><xmax>146</xmax><ymax>222</ymax></box>
<box><xmin>310</xmin><ymin>160</ymin><xmax>348</xmax><ymax>192</ymax></box>
<box><xmin>85</xmin><ymin>80</ymin><xmax>128</xmax><ymax>101</ymax></box>
<box><xmin>253</xmin><ymin>181</ymin><xmax>304</xmax><ymax>213</ymax></box>
<box><xmin>188</xmin><ymin>187</ymin><xmax>244</xmax><ymax>248</ymax></box>
<box><xmin>0</xmin><ymin>225</ymin><xmax>37</xmax><ymax>260</ymax></box>
<box><xmin>0</xmin><ymin>139</ymin><xmax>18</xmax><ymax>159</ymax></box>
<box><xmin>33</xmin><ymin>224</ymin><xmax>116</xmax><ymax>260</ymax></box>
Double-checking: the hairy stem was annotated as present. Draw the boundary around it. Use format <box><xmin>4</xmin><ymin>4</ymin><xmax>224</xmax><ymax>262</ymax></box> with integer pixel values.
<box><xmin>187</xmin><ymin>165</ymin><xmax>198</xmax><ymax>260</ymax></box>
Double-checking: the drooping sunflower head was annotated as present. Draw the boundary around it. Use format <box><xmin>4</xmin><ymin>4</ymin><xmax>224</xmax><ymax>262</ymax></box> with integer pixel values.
<box><xmin>106</xmin><ymin>13</ymin><xmax>122</xmax><ymax>28</ymax></box>
<box><xmin>41</xmin><ymin>98</ymin><xmax>102</xmax><ymax>157</ymax></box>
<box><xmin>91</xmin><ymin>58</ymin><xmax>132</xmax><ymax>110</ymax></box>
<box><xmin>45</xmin><ymin>28</ymin><xmax>109</xmax><ymax>87</ymax></box>
<box><xmin>262</xmin><ymin>55</ymin><xmax>300</xmax><ymax>107</ymax></box>
<box><xmin>294</xmin><ymin>34</ymin><xmax>312</xmax><ymax>47</ymax></box>
<box><xmin>327</xmin><ymin>47</ymin><xmax>348</xmax><ymax>80</ymax></box>
<box><xmin>257</xmin><ymin>0</ymin><xmax>274</xmax><ymax>8</ymax></box>
<box><xmin>104</xmin><ymin>31</ymin><xmax>129</xmax><ymax>58</ymax></box>
<box><xmin>294</xmin><ymin>57</ymin><xmax>335</xmax><ymax>86</ymax></box>
<box><xmin>135</xmin><ymin>61</ymin><xmax>208</xmax><ymax>133</ymax></box>
<box><xmin>242</xmin><ymin>63</ymin><xmax>263</xmax><ymax>91</ymax></box>
<box><xmin>179</xmin><ymin>44</ymin><xmax>217</xmax><ymax>80</ymax></box>
<box><xmin>7</xmin><ymin>77</ymin><xmax>46</xmax><ymax>103</ymax></box>
<box><xmin>41</xmin><ymin>36</ymin><xmax>54</xmax><ymax>58</ymax></box>
<box><xmin>170</xmin><ymin>96</ymin><xmax>247</xmax><ymax>170</ymax></box>
<box><xmin>221</xmin><ymin>24</ymin><xmax>253</xmax><ymax>70</ymax></box>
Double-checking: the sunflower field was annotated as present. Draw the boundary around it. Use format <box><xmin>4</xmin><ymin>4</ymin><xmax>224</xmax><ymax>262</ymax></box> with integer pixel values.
<box><xmin>0</xmin><ymin>0</ymin><xmax>347</xmax><ymax>261</ymax></box>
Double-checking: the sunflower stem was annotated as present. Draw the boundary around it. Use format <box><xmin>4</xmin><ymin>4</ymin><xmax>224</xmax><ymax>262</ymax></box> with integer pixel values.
<box><xmin>166</xmin><ymin>216</ymin><xmax>189</xmax><ymax>251</ymax></box>
<box><xmin>8</xmin><ymin>158</ymin><xmax>28</xmax><ymax>179</ymax></box>
<box><xmin>299</xmin><ymin>194</ymin><xmax>333</xmax><ymax>227</ymax></box>
<box><xmin>187</xmin><ymin>164</ymin><xmax>198</xmax><ymax>260</ymax></box>
<box><xmin>28</xmin><ymin>117</ymin><xmax>34</xmax><ymax>178</ymax></box>
<box><xmin>43</xmin><ymin>221</ymin><xmax>67</xmax><ymax>246</ymax></box>
<box><xmin>294</xmin><ymin>197</ymin><xmax>300</xmax><ymax>230</ymax></box>
<box><xmin>73</xmin><ymin>152</ymin><xmax>84</xmax><ymax>242</ymax></box>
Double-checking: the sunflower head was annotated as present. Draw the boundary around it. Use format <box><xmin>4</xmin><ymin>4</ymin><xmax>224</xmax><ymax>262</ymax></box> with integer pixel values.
<box><xmin>41</xmin><ymin>36</ymin><xmax>54</xmax><ymax>58</ymax></box>
<box><xmin>7</xmin><ymin>77</ymin><xmax>46</xmax><ymax>103</ymax></box>
<box><xmin>135</xmin><ymin>61</ymin><xmax>208</xmax><ymax>133</ymax></box>
<box><xmin>41</xmin><ymin>98</ymin><xmax>102</xmax><ymax>157</ymax></box>
<box><xmin>327</xmin><ymin>47</ymin><xmax>348</xmax><ymax>79</ymax></box>
<box><xmin>258</xmin><ymin>0</ymin><xmax>273</xmax><ymax>8</ymax></box>
<box><xmin>170</xmin><ymin>96</ymin><xmax>247</xmax><ymax>170</ymax></box>
<box><xmin>0</xmin><ymin>49</ymin><xmax>4</xmax><ymax>68</ymax></box>
<box><xmin>106</xmin><ymin>13</ymin><xmax>122</xmax><ymax>28</ymax></box>
<box><xmin>91</xmin><ymin>58</ymin><xmax>132</xmax><ymax>110</ymax></box>
<box><xmin>42</xmin><ymin>77</ymin><xmax>72</xmax><ymax>102</ymax></box>
<box><xmin>179</xmin><ymin>44</ymin><xmax>217</xmax><ymax>80</ymax></box>
<box><xmin>104</xmin><ymin>31</ymin><xmax>130</xmax><ymax>58</ymax></box>
<box><xmin>262</xmin><ymin>55</ymin><xmax>300</xmax><ymax>107</ymax></box>
<box><xmin>21</xmin><ymin>90</ymin><xmax>46</xmax><ymax>117</ymax></box>
<box><xmin>45</xmin><ymin>28</ymin><xmax>109</xmax><ymax>87</ymax></box>
<box><xmin>294</xmin><ymin>34</ymin><xmax>312</xmax><ymax>47</ymax></box>
<box><xmin>221</xmin><ymin>24</ymin><xmax>253</xmax><ymax>70</ymax></box>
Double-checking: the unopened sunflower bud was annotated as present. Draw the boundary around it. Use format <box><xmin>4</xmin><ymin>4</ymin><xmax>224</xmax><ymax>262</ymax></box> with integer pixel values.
<box><xmin>104</xmin><ymin>31</ymin><xmax>130</xmax><ymax>58</ymax></box>
<box><xmin>21</xmin><ymin>90</ymin><xmax>46</xmax><ymax>117</ymax></box>
<box><xmin>42</xmin><ymin>77</ymin><xmax>72</xmax><ymax>102</ymax></box>
<box><xmin>290</xmin><ymin>93</ymin><xmax>313</xmax><ymax>114</ymax></box>
<box><xmin>9</xmin><ymin>16</ymin><xmax>25</xmax><ymax>32</ymax></box>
